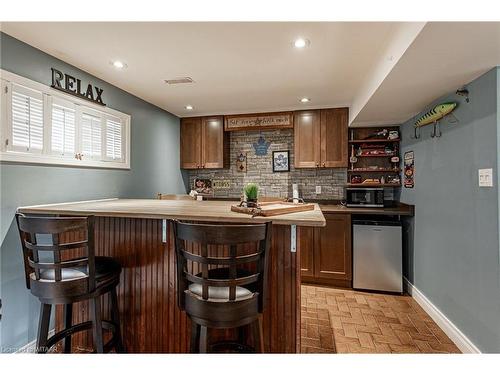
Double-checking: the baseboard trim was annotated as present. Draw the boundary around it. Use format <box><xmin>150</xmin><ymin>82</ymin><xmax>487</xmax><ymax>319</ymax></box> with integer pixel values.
<box><xmin>403</xmin><ymin>277</ymin><xmax>481</xmax><ymax>354</ymax></box>
<box><xmin>15</xmin><ymin>329</ymin><xmax>55</xmax><ymax>353</ymax></box>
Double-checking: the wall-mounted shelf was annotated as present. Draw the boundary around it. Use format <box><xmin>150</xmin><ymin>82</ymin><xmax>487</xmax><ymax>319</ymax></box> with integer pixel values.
<box><xmin>348</xmin><ymin>126</ymin><xmax>401</xmax><ymax>187</ymax></box>
<box><xmin>355</xmin><ymin>154</ymin><xmax>396</xmax><ymax>158</ymax></box>
<box><xmin>346</xmin><ymin>183</ymin><xmax>402</xmax><ymax>188</ymax></box>
<box><xmin>348</xmin><ymin>139</ymin><xmax>400</xmax><ymax>144</ymax></box>
<box><xmin>348</xmin><ymin>168</ymin><xmax>400</xmax><ymax>173</ymax></box>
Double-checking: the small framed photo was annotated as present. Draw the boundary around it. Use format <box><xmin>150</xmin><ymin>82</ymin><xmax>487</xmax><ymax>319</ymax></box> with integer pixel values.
<box><xmin>193</xmin><ymin>178</ymin><xmax>213</xmax><ymax>196</ymax></box>
<box><xmin>272</xmin><ymin>150</ymin><xmax>290</xmax><ymax>172</ymax></box>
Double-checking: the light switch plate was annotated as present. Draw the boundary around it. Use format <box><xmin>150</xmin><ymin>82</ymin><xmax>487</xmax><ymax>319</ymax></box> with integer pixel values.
<box><xmin>315</xmin><ymin>186</ymin><xmax>322</xmax><ymax>194</ymax></box>
<box><xmin>478</xmin><ymin>168</ymin><xmax>493</xmax><ymax>187</ymax></box>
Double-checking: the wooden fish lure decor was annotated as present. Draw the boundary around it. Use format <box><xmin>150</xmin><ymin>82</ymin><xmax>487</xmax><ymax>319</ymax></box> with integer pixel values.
<box><xmin>414</xmin><ymin>102</ymin><xmax>457</xmax><ymax>128</ymax></box>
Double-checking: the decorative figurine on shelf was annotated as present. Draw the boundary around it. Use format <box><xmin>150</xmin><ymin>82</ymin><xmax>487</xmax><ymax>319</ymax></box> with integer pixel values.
<box><xmin>391</xmin><ymin>156</ymin><xmax>400</xmax><ymax>170</ymax></box>
<box><xmin>388</xmin><ymin>130</ymin><xmax>399</xmax><ymax>140</ymax></box>
<box><xmin>244</xmin><ymin>183</ymin><xmax>259</xmax><ymax>208</ymax></box>
<box><xmin>350</xmin><ymin>175</ymin><xmax>362</xmax><ymax>184</ymax></box>
<box><xmin>387</xmin><ymin>174</ymin><xmax>401</xmax><ymax>185</ymax></box>
<box><xmin>363</xmin><ymin>128</ymin><xmax>388</xmax><ymax>140</ymax></box>
<box><xmin>349</xmin><ymin>145</ymin><xmax>357</xmax><ymax>169</ymax></box>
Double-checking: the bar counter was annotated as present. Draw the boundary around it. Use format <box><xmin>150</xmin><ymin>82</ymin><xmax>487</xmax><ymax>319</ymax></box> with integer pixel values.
<box><xmin>18</xmin><ymin>198</ymin><xmax>326</xmax><ymax>353</ymax></box>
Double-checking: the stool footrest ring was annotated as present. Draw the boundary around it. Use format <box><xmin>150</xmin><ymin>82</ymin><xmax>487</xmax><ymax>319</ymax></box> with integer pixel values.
<box><xmin>44</xmin><ymin>320</ymin><xmax>118</xmax><ymax>353</ymax></box>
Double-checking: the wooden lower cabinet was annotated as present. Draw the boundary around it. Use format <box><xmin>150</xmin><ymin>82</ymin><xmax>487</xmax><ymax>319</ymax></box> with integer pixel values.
<box><xmin>300</xmin><ymin>213</ymin><xmax>352</xmax><ymax>288</ymax></box>
<box><xmin>299</xmin><ymin>227</ymin><xmax>315</xmax><ymax>277</ymax></box>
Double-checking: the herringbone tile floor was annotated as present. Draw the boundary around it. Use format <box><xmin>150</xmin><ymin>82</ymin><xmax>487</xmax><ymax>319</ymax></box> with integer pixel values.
<box><xmin>300</xmin><ymin>284</ymin><xmax>461</xmax><ymax>354</ymax></box>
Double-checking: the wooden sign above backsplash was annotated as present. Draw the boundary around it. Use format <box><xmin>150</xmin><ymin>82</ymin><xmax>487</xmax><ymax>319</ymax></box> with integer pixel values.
<box><xmin>224</xmin><ymin>111</ymin><xmax>294</xmax><ymax>131</ymax></box>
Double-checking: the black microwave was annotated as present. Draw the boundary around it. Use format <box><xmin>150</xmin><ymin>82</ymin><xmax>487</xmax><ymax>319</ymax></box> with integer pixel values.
<box><xmin>346</xmin><ymin>188</ymin><xmax>384</xmax><ymax>208</ymax></box>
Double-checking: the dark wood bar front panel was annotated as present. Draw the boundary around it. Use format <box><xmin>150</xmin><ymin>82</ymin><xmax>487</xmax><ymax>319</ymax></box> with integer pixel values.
<box><xmin>56</xmin><ymin>217</ymin><xmax>300</xmax><ymax>353</ymax></box>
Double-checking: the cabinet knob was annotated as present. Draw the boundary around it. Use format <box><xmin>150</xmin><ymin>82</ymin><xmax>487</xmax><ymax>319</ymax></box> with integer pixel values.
<box><xmin>322</xmin><ymin>162</ymin><xmax>326</xmax><ymax>167</ymax></box>
<box><xmin>316</xmin><ymin>163</ymin><xmax>319</xmax><ymax>167</ymax></box>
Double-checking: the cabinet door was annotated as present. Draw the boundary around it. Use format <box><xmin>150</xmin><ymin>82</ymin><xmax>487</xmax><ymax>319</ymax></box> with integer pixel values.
<box><xmin>298</xmin><ymin>227</ymin><xmax>315</xmax><ymax>277</ymax></box>
<box><xmin>201</xmin><ymin>116</ymin><xmax>225</xmax><ymax>169</ymax></box>
<box><xmin>294</xmin><ymin>110</ymin><xmax>321</xmax><ymax>168</ymax></box>
<box><xmin>180</xmin><ymin>117</ymin><xmax>202</xmax><ymax>169</ymax></box>
<box><xmin>314</xmin><ymin>213</ymin><xmax>352</xmax><ymax>281</ymax></box>
<box><xmin>320</xmin><ymin>108</ymin><xmax>348</xmax><ymax>168</ymax></box>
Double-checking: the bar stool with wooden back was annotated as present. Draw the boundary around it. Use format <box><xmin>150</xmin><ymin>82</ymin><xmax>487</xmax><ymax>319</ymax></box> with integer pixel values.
<box><xmin>16</xmin><ymin>214</ymin><xmax>125</xmax><ymax>353</ymax></box>
<box><xmin>173</xmin><ymin>221</ymin><xmax>272</xmax><ymax>353</ymax></box>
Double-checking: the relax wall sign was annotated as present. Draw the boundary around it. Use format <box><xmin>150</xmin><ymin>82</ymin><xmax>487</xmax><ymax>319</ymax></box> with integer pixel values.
<box><xmin>51</xmin><ymin>68</ymin><xmax>106</xmax><ymax>106</ymax></box>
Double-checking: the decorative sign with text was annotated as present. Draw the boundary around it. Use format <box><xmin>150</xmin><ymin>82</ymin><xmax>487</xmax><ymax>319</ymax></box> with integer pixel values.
<box><xmin>224</xmin><ymin>112</ymin><xmax>293</xmax><ymax>131</ymax></box>
<box><xmin>404</xmin><ymin>151</ymin><xmax>414</xmax><ymax>188</ymax></box>
<box><xmin>51</xmin><ymin>68</ymin><xmax>106</xmax><ymax>106</ymax></box>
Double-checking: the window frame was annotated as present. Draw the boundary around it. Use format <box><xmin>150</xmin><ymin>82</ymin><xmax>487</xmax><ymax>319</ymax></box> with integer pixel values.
<box><xmin>0</xmin><ymin>69</ymin><xmax>131</xmax><ymax>170</ymax></box>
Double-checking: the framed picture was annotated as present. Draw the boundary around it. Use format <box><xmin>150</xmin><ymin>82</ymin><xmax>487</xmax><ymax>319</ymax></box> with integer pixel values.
<box><xmin>272</xmin><ymin>150</ymin><xmax>290</xmax><ymax>172</ymax></box>
<box><xmin>193</xmin><ymin>178</ymin><xmax>213</xmax><ymax>196</ymax></box>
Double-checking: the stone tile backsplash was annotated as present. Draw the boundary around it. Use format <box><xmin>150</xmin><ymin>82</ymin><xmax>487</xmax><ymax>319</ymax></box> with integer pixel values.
<box><xmin>187</xmin><ymin>129</ymin><xmax>347</xmax><ymax>200</ymax></box>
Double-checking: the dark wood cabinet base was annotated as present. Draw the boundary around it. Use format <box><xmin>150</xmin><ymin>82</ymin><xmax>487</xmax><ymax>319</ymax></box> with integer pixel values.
<box><xmin>301</xmin><ymin>278</ymin><xmax>352</xmax><ymax>289</ymax></box>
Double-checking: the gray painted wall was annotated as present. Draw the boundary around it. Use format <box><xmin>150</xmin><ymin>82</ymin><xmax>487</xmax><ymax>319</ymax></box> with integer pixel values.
<box><xmin>400</xmin><ymin>67</ymin><xmax>500</xmax><ymax>352</ymax></box>
<box><xmin>0</xmin><ymin>32</ymin><xmax>185</xmax><ymax>351</ymax></box>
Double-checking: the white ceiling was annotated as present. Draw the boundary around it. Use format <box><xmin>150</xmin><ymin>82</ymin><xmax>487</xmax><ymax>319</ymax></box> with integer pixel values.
<box><xmin>2</xmin><ymin>22</ymin><xmax>499</xmax><ymax>124</ymax></box>
<box><xmin>352</xmin><ymin>22</ymin><xmax>500</xmax><ymax>125</ymax></box>
<box><xmin>1</xmin><ymin>22</ymin><xmax>398</xmax><ymax>117</ymax></box>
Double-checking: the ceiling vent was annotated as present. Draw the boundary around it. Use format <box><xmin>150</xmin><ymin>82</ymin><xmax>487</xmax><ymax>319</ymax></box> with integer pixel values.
<box><xmin>164</xmin><ymin>77</ymin><xmax>194</xmax><ymax>85</ymax></box>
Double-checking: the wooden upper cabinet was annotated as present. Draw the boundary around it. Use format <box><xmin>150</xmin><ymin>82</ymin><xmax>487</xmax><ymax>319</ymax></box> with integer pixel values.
<box><xmin>314</xmin><ymin>213</ymin><xmax>352</xmax><ymax>281</ymax></box>
<box><xmin>294</xmin><ymin>108</ymin><xmax>348</xmax><ymax>168</ymax></box>
<box><xmin>294</xmin><ymin>110</ymin><xmax>321</xmax><ymax>168</ymax></box>
<box><xmin>320</xmin><ymin>108</ymin><xmax>348</xmax><ymax>168</ymax></box>
<box><xmin>180</xmin><ymin>117</ymin><xmax>202</xmax><ymax>169</ymax></box>
<box><xmin>180</xmin><ymin>116</ymin><xmax>228</xmax><ymax>169</ymax></box>
<box><xmin>201</xmin><ymin>116</ymin><xmax>226</xmax><ymax>169</ymax></box>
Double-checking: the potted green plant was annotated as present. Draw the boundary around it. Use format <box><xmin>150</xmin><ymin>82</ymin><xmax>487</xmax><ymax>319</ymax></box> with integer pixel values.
<box><xmin>244</xmin><ymin>183</ymin><xmax>259</xmax><ymax>208</ymax></box>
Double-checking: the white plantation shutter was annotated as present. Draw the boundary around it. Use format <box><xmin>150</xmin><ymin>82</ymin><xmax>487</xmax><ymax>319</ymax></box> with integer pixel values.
<box><xmin>11</xmin><ymin>84</ymin><xmax>44</xmax><ymax>152</ymax></box>
<box><xmin>105</xmin><ymin>117</ymin><xmax>123</xmax><ymax>160</ymax></box>
<box><xmin>81</xmin><ymin>112</ymin><xmax>102</xmax><ymax>158</ymax></box>
<box><xmin>51</xmin><ymin>104</ymin><xmax>75</xmax><ymax>156</ymax></box>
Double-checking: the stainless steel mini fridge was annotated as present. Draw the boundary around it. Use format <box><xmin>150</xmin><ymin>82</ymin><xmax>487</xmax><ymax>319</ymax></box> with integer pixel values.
<box><xmin>353</xmin><ymin>219</ymin><xmax>402</xmax><ymax>293</ymax></box>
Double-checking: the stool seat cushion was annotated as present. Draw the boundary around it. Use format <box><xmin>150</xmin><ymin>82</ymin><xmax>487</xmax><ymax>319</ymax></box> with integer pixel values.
<box><xmin>188</xmin><ymin>283</ymin><xmax>253</xmax><ymax>301</ymax></box>
<box><xmin>36</xmin><ymin>256</ymin><xmax>121</xmax><ymax>282</ymax></box>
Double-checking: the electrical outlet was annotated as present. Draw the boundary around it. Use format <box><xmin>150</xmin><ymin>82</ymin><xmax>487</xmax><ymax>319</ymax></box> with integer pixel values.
<box><xmin>315</xmin><ymin>186</ymin><xmax>322</xmax><ymax>194</ymax></box>
<box><xmin>478</xmin><ymin>168</ymin><xmax>493</xmax><ymax>187</ymax></box>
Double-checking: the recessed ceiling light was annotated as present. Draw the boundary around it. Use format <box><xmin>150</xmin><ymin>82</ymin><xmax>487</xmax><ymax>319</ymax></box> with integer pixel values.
<box><xmin>111</xmin><ymin>60</ymin><xmax>127</xmax><ymax>69</ymax></box>
<box><xmin>300</xmin><ymin>97</ymin><xmax>311</xmax><ymax>103</ymax></box>
<box><xmin>185</xmin><ymin>105</ymin><xmax>194</xmax><ymax>110</ymax></box>
<box><xmin>293</xmin><ymin>38</ymin><xmax>310</xmax><ymax>49</ymax></box>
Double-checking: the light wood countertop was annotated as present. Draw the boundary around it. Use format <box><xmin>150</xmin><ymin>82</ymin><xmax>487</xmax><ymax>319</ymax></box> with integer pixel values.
<box><xmin>18</xmin><ymin>198</ymin><xmax>326</xmax><ymax>227</ymax></box>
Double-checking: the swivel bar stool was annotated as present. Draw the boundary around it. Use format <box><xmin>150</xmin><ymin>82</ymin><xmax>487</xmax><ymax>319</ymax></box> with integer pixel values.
<box><xmin>173</xmin><ymin>220</ymin><xmax>271</xmax><ymax>353</ymax></box>
<box><xmin>16</xmin><ymin>214</ymin><xmax>124</xmax><ymax>353</ymax></box>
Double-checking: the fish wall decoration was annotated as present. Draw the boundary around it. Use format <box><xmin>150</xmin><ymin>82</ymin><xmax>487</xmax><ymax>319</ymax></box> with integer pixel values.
<box><xmin>414</xmin><ymin>102</ymin><xmax>457</xmax><ymax>128</ymax></box>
